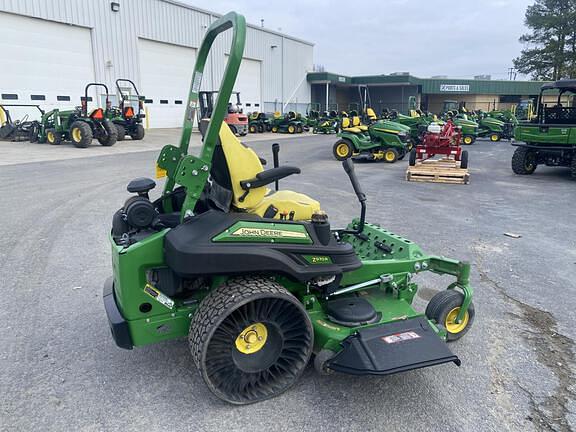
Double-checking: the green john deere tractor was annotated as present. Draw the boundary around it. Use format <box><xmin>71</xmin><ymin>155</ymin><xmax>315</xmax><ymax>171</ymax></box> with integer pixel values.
<box><xmin>103</xmin><ymin>12</ymin><xmax>475</xmax><ymax>405</ymax></box>
<box><xmin>34</xmin><ymin>83</ymin><xmax>117</xmax><ymax>148</ymax></box>
<box><xmin>333</xmin><ymin>113</ymin><xmax>412</xmax><ymax>163</ymax></box>
<box><xmin>385</xmin><ymin>109</ymin><xmax>431</xmax><ymax>145</ymax></box>
<box><xmin>512</xmin><ymin>80</ymin><xmax>576</xmax><ymax>179</ymax></box>
<box><xmin>313</xmin><ymin>110</ymin><xmax>340</xmax><ymax>134</ymax></box>
<box><xmin>108</xmin><ymin>79</ymin><xmax>146</xmax><ymax>141</ymax></box>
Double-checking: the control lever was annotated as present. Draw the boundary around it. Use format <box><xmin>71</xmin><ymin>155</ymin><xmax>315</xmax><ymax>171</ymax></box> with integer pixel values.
<box><xmin>272</xmin><ymin>143</ymin><xmax>280</xmax><ymax>191</ymax></box>
<box><xmin>341</xmin><ymin>159</ymin><xmax>366</xmax><ymax>235</ymax></box>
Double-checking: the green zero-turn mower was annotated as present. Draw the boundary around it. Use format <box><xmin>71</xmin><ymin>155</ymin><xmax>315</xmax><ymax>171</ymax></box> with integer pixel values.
<box><xmin>512</xmin><ymin>79</ymin><xmax>576</xmax><ymax>179</ymax></box>
<box><xmin>103</xmin><ymin>12</ymin><xmax>475</xmax><ymax>405</ymax></box>
<box><xmin>333</xmin><ymin>114</ymin><xmax>412</xmax><ymax>163</ymax></box>
<box><xmin>313</xmin><ymin>110</ymin><xmax>340</xmax><ymax>134</ymax></box>
<box><xmin>34</xmin><ymin>83</ymin><xmax>118</xmax><ymax>148</ymax></box>
<box><xmin>107</xmin><ymin>79</ymin><xmax>146</xmax><ymax>141</ymax></box>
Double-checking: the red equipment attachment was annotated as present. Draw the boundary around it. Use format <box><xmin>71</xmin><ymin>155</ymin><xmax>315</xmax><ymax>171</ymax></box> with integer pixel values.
<box><xmin>415</xmin><ymin>120</ymin><xmax>463</xmax><ymax>162</ymax></box>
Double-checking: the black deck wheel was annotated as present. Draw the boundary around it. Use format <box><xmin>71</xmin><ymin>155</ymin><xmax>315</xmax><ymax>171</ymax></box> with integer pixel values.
<box><xmin>189</xmin><ymin>276</ymin><xmax>313</xmax><ymax>404</ymax></box>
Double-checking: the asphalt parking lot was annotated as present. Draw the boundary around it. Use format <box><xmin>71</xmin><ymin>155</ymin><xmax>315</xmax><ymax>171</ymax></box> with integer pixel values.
<box><xmin>1</xmin><ymin>131</ymin><xmax>575</xmax><ymax>432</ymax></box>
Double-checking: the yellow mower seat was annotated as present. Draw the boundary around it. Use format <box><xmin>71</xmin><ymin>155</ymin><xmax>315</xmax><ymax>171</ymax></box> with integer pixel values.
<box><xmin>218</xmin><ymin>122</ymin><xmax>320</xmax><ymax>220</ymax></box>
<box><xmin>341</xmin><ymin>117</ymin><xmax>363</xmax><ymax>133</ymax></box>
<box><xmin>352</xmin><ymin>116</ymin><xmax>368</xmax><ymax>131</ymax></box>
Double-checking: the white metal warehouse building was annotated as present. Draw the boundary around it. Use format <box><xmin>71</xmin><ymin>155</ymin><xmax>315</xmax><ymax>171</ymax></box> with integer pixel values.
<box><xmin>0</xmin><ymin>0</ymin><xmax>313</xmax><ymax>128</ymax></box>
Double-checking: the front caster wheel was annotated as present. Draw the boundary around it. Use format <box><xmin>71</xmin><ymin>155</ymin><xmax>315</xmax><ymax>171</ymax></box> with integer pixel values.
<box><xmin>189</xmin><ymin>276</ymin><xmax>313</xmax><ymax>405</ymax></box>
<box><xmin>425</xmin><ymin>290</ymin><xmax>475</xmax><ymax>341</ymax></box>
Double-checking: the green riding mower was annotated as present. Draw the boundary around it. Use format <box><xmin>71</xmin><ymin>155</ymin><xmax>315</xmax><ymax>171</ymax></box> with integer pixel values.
<box><xmin>33</xmin><ymin>83</ymin><xmax>117</xmax><ymax>148</ymax></box>
<box><xmin>384</xmin><ymin>108</ymin><xmax>431</xmax><ymax>145</ymax></box>
<box><xmin>474</xmin><ymin>111</ymin><xmax>513</xmax><ymax>142</ymax></box>
<box><xmin>445</xmin><ymin>111</ymin><xmax>478</xmax><ymax>145</ymax></box>
<box><xmin>333</xmin><ymin>114</ymin><xmax>412</xmax><ymax>163</ymax></box>
<box><xmin>313</xmin><ymin>110</ymin><xmax>340</xmax><ymax>134</ymax></box>
<box><xmin>512</xmin><ymin>80</ymin><xmax>576</xmax><ymax>179</ymax></box>
<box><xmin>270</xmin><ymin>111</ymin><xmax>304</xmax><ymax>134</ymax></box>
<box><xmin>108</xmin><ymin>79</ymin><xmax>146</xmax><ymax>141</ymax></box>
<box><xmin>248</xmin><ymin>112</ymin><xmax>271</xmax><ymax>133</ymax></box>
<box><xmin>103</xmin><ymin>12</ymin><xmax>475</xmax><ymax>405</ymax></box>
<box><xmin>305</xmin><ymin>103</ymin><xmax>322</xmax><ymax>129</ymax></box>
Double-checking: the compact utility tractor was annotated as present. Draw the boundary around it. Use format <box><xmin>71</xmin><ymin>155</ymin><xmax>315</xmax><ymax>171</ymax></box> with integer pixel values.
<box><xmin>333</xmin><ymin>114</ymin><xmax>412</xmax><ymax>163</ymax></box>
<box><xmin>512</xmin><ymin>80</ymin><xmax>576</xmax><ymax>179</ymax></box>
<box><xmin>248</xmin><ymin>112</ymin><xmax>271</xmax><ymax>133</ymax></box>
<box><xmin>0</xmin><ymin>104</ymin><xmax>43</xmax><ymax>142</ymax></box>
<box><xmin>270</xmin><ymin>111</ymin><xmax>304</xmax><ymax>134</ymax></box>
<box><xmin>199</xmin><ymin>91</ymin><xmax>248</xmax><ymax>136</ymax></box>
<box><xmin>33</xmin><ymin>83</ymin><xmax>117</xmax><ymax>148</ymax></box>
<box><xmin>109</xmin><ymin>79</ymin><xmax>146</xmax><ymax>141</ymax></box>
<box><xmin>313</xmin><ymin>110</ymin><xmax>340</xmax><ymax>134</ymax></box>
<box><xmin>409</xmin><ymin>120</ymin><xmax>469</xmax><ymax>169</ymax></box>
<box><xmin>103</xmin><ymin>13</ymin><xmax>475</xmax><ymax>405</ymax></box>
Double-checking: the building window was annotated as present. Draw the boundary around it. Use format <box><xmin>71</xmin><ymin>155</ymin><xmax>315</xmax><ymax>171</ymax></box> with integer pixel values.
<box><xmin>80</xmin><ymin>96</ymin><xmax>93</xmax><ymax>102</ymax></box>
<box><xmin>174</xmin><ymin>100</ymin><xmax>182</xmax><ymax>105</ymax></box>
<box><xmin>160</xmin><ymin>100</ymin><xmax>168</xmax><ymax>104</ymax></box>
<box><xmin>499</xmin><ymin>95</ymin><xmax>521</xmax><ymax>103</ymax></box>
<box><xmin>255</xmin><ymin>103</ymin><xmax>260</xmax><ymax>107</ymax></box>
<box><xmin>1</xmin><ymin>93</ymin><xmax>18</xmax><ymax>100</ymax></box>
<box><xmin>31</xmin><ymin>95</ymin><xmax>46</xmax><ymax>101</ymax></box>
<box><xmin>246</xmin><ymin>103</ymin><xmax>251</xmax><ymax>107</ymax></box>
<box><xmin>144</xmin><ymin>99</ymin><xmax>153</xmax><ymax>104</ymax></box>
<box><xmin>57</xmin><ymin>95</ymin><xmax>71</xmax><ymax>101</ymax></box>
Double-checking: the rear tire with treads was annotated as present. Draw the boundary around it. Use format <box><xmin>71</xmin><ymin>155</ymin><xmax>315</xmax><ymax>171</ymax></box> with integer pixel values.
<box><xmin>98</xmin><ymin>120</ymin><xmax>118</xmax><ymax>146</ymax></box>
<box><xmin>189</xmin><ymin>276</ymin><xmax>313</xmax><ymax>405</ymax></box>
<box><xmin>115</xmin><ymin>124</ymin><xmax>126</xmax><ymax>141</ymax></box>
<box><xmin>69</xmin><ymin>121</ymin><xmax>93</xmax><ymax>148</ymax></box>
<box><xmin>511</xmin><ymin>146</ymin><xmax>537</xmax><ymax>175</ymax></box>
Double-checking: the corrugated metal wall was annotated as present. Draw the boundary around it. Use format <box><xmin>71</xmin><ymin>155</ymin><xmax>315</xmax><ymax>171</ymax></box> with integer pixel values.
<box><xmin>0</xmin><ymin>0</ymin><xmax>312</xmax><ymax>111</ymax></box>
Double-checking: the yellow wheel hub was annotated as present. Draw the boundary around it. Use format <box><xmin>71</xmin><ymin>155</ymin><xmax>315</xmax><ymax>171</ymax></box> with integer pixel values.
<box><xmin>463</xmin><ymin>136</ymin><xmax>472</xmax><ymax>145</ymax></box>
<box><xmin>72</xmin><ymin>128</ymin><xmax>82</xmax><ymax>142</ymax></box>
<box><xmin>288</xmin><ymin>125</ymin><xmax>295</xmax><ymax>133</ymax></box>
<box><xmin>336</xmin><ymin>143</ymin><xmax>350</xmax><ymax>157</ymax></box>
<box><xmin>235</xmin><ymin>323</ymin><xmax>268</xmax><ymax>354</ymax></box>
<box><xmin>490</xmin><ymin>134</ymin><xmax>499</xmax><ymax>141</ymax></box>
<box><xmin>445</xmin><ymin>307</ymin><xmax>469</xmax><ymax>334</ymax></box>
<box><xmin>385</xmin><ymin>151</ymin><xmax>396</xmax><ymax>161</ymax></box>
<box><xmin>47</xmin><ymin>131</ymin><xmax>55</xmax><ymax>142</ymax></box>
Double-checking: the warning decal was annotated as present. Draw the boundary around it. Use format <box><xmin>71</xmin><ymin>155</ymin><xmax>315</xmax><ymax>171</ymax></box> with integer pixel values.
<box><xmin>381</xmin><ymin>331</ymin><xmax>421</xmax><ymax>344</ymax></box>
<box><xmin>144</xmin><ymin>284</ymin><xmax>175</xmax><ymax>310</ymax></box>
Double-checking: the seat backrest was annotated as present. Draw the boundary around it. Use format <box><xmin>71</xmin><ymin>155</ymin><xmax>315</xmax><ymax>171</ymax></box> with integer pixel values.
<box><xmin>217</xmin><ymin>122</ymin><xmax>267</xmax><ymax>209</ymax></box>
<box><xmin>366</xmin><ymin>107</ymin><xmax>377</xmax><ymax>120</ymax></box>
<box><xmin>341</xmin><ymin>117</ymin><xmax>351</xmax><ymax>128</ymax></box>
<box><xmin>352</xmin><ymin>116</ymin><xmax>361</xmax><ymax>126</ymax></box>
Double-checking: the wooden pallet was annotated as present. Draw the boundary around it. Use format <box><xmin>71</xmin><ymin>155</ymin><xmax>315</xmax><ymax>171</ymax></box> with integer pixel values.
<box><xmin>405</xmin><ymin>158</ymin><xmax>469</xmax><ymax>184</ymax></box>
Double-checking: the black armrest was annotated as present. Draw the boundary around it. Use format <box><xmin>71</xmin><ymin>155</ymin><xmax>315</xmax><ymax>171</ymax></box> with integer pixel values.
<box><xmin>259</xmin><ymin>157</ymin><xmax>267</xmax><ymax>166</ymax></box>
<box><xmin>240</xmin><ymin>166</ymin><xmax>300</xmax><ymax>190</ymax></box>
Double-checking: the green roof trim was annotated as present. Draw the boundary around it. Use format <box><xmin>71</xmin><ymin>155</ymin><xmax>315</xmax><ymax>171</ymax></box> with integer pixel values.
<box><xmin>307</xmin><ymin>72</ymin><xmax>550</xmax><ymax>95</ymax></box>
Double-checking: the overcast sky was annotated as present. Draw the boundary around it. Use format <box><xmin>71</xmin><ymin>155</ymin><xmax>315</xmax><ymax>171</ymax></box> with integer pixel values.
<box><xmin>184</xmin><ymin>0</ymin><xmax>534</xmax><ymax>80</ymax></box>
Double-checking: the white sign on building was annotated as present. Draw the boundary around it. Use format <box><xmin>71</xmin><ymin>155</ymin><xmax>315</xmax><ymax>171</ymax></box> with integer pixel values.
<box><xmin>440</xmin><ymin>84</ymin><xmax>470</xmax><ymax>92</ymax></box>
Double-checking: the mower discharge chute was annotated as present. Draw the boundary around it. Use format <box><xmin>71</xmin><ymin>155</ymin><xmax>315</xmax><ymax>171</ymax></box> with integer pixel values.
<box><xmin>103</xmin><ymin>12</ymin><xmax>475</xmax><ymax>405</ymax></box>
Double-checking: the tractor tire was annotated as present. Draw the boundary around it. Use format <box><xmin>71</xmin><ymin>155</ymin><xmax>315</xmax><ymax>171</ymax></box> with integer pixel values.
<box><xmin>333</xmin><ymin>139</ymin><xmax>353</xmax><ymax>161</ymax></box>
<box><xmin>46</xmin><ymin>128</ymin><xmax>62</xmax><ymax>145</ymax></box>
<box><xmin>460</xmin><ymin>150</ymin><xmax>469</xmax><ymax>169</ymax></box>
<box><xmin>425</xmin><ymin>290</ymin><xmax>475</xmax><ymax>342</ymax></box>
<box><xmin>130</xmin><ymin>124</ymin><xmax>145</xmax><ymax>141</ymax></box>
<box><xmin>511</xmin><ymin>146</ymin><xmax>537</xmax><ymax>175</ymax></box>
<box><xmin>288</xmin><ymin>124</ymin><xmax>296</xmax><ymax>134</ymax></box>
<box><xmin>115</xmin><ymin>124</ymin><xmax>126</xmax><ymax>141</ymax></box>
<box><xmin>98</xmin><ymin>120</ymin><xmax>118</xmax><ymax>146</ymax></box>
<box><xmin>228</xmin><ymin>125</ymin><xmax>238</xmax><ymax>136</ymax></box>
<box><xmin>69</xmin><ymin>121</ymin><xmax>93</xmax><ymax>148</ymax></box>
<box><xmin>383</xmin><ymin>148</ymin><xmax>399</xmax><ymax>163</ymax></box>
<box><xmin>189</xmin><ymin>276</ymin><xmax>313</xmax><ymax>405</ymax></box>
<box><xmin>249</xmin><ymin>124</ymin><xmax>257</xmax><ymax>134</ymax></box>
<box><xmin>489</xmin><ymin>133</ymin><xmax>501</xmax><ymax>142</ymax></box>
<box><xmin>409</xmin><ymin>148</ymin><xmax>417</xmax><ymax>166</ymax></box>
<box><xmin>462</xmin><ymin>135</ymin><xmax>474</xmax><ymax>145</ymax></box>
<box><xmin>29</xmin><ymin>122</ymin><xmax>39</xmax><ymax>143</ymax></box>
<box><xmin>257</xmin><ymin>124</ymin><xmax>264</xmax><ymax>133</ymax></box>
<box><xmin>272</xmin><ymin>126</ymin><xmax>278</xmax><ymax>133</ymax></box>
<box><xmin>296</xmin><ymin>124</ymin><xmax>303</xmax><ymax>133</ymax></box>
<box><xmin>266</xmin><ymin>124</ymin><xmax>272</xmax><ymax>132</ymax></box>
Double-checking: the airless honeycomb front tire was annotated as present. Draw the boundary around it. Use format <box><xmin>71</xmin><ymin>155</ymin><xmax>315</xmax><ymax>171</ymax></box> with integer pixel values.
<box><xmin>189</xmin><ymin>276</ymin><xmax>313</xmax><ymax>405</ymax></box>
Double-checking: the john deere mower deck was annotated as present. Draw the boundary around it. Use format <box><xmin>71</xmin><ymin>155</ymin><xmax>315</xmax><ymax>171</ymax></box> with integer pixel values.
<box><xmin>103</xmin><ymin>12</ymin><xmax>475</xmax><ymax>405</ymax></box>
